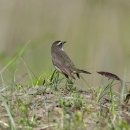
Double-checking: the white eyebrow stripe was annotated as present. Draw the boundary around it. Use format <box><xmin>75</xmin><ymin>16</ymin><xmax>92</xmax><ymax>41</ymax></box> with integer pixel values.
<box><xmin>57</xmin><ymin>41</ymin><xmax>62</xmax><ymax>45</ymax></box>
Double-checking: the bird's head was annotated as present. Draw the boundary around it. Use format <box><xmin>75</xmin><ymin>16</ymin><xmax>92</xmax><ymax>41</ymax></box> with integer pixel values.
<box><xmin>52</xmin><ymin>41</ymin><xmax>66</xmax><ymax>51</ymax></box>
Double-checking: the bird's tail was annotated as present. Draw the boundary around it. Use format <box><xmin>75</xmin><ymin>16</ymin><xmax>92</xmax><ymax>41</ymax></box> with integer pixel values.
<box><xmin>76</xmin><ymin>69</ymin><xmax>91</xmax><ymax>74</ymax></box>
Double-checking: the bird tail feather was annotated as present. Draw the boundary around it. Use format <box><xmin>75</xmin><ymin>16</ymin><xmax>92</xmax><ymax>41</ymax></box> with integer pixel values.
<box><xmin>75</xmin><ymin>69</ymin><xmax>91</xmax><ymax>74</ymax></box>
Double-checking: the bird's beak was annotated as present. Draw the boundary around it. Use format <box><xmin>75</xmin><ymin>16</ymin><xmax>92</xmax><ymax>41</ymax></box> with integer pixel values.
<box><xmin>62</xmin><ymin>41</ymin><xmax>66</xmax><ymax>44</ymax></box>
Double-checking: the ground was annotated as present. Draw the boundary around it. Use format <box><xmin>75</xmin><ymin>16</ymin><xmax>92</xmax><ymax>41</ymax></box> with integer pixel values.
<box><xmin>0</xmin><ymin>71</ymin><xmax>130</xmax><ymax>130</ymax></box>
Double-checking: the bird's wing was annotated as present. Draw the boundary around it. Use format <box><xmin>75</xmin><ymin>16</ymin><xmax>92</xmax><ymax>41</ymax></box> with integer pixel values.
<box><xmin>60</xmin><ymin>51</ymin><xmax>74</xmax><ymax>67</ymax></box>
<box><xmin>52</xmin><ymin>50</ymin><xmax>74</xmax><ymax>77</ymax></box>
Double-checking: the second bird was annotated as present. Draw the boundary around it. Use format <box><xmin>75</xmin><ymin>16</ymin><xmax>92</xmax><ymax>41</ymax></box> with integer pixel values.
<box><xmin>51</xmin><ymin>41</ymin><xmax>91</xmax><ymax>79</ymax></box>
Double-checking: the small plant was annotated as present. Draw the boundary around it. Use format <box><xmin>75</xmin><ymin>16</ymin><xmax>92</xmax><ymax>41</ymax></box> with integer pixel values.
<box><xmin>15</xmin><ymin>98</ymin><xmax>36</xmax><ymax>128</ymax></box>
<box><xmin>97</xmin><ymin>71</ymin><xmax>121</xmax><ymax>103</ymax></box>
<box><xmin>97</xmin><ymin>71</ymin><xmax>121</xmax><ymax>116</ymax></box>
<box><xmin>97</xmin><ymin>71</ymin><xmax>121</xmax><ymax>81</ymax></box>
<box><xmin>58</xmin><ymin>91</ymin><xmax>84</xmax><ymax>110</ymax></box>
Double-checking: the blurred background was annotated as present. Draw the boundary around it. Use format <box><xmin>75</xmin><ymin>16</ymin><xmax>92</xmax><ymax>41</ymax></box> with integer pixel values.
<box><xmin>0</xmin><ymin>0</ymin><xmax>130</xmax><ymax>86</ymax></box>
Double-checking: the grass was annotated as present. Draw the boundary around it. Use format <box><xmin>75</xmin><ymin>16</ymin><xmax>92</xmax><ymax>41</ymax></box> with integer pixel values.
<box><xmin>0</xmin><ymin>44</ymin><xmax>130</xmax><ymax>130</ymax></box>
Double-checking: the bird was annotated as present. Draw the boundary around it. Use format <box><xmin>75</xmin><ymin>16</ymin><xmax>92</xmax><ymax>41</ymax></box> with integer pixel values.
<box><xmin>51</xmin><ymin>40</ymin><xmax>91</xmax><ymax>79</ymax></box>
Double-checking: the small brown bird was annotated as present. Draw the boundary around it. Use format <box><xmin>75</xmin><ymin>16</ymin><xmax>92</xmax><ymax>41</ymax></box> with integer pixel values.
<box><xmin>51</xmin><ymin>41</ymin><xmax>91</xmax><ymax>79</ymax></box>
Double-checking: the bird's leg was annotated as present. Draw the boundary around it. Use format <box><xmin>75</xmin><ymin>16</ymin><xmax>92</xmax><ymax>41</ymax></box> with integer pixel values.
<box><xmin>50</xmin><ymin>69</ymin><xmax>57</xmax><ymax>82</ymax></box>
